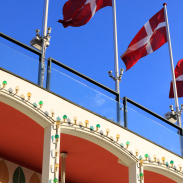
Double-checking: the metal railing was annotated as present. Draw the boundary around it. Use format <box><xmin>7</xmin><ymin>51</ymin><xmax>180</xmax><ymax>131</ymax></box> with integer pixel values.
<box><xmin>0</xmin><ymin>32</ymin><xmax>42</xmax><ymax>57</ymax></box>
<box><xmin>0</xmin><ymin>32</ymin><xmax>43</xmax><ymax>85</ymax></box>
<box><xmin>122</xmin><ymin>96</ymin><xmax>183</xmax><ymax>135</ymax></box>
<box><xmin>46</xmin><ymin>57</ymin><xmax>121</xmax><ymax>124</ymax></box>
<box><xmin>1</xmin><ymin>31</ymin><xmax>183</xmax><ymax>155</ymax></box>
<box><xmin>0</xmin><ymin>32</ymin><xmax>120</xmax><ymax>102</ymax></box>
<box><xmin>46</xmin><ymin>57</ymin><xmax>119</xmax><ymax>97</ymax></box>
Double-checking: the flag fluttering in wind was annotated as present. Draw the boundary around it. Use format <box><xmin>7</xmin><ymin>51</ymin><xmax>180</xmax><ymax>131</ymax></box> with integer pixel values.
<box><xmin>58</xmin><ymin>0</ymin><xmax>112</xmax><ymax>28</ymax></box>
<box><xmin>169</xmin><ymin>59</ymin><xmax>183</xmax><ymax>98</ymax></box>
<box><xmin>121</xmin><ymin>8</ymin><xmax>167</xmax><ymax>71</ymax></box>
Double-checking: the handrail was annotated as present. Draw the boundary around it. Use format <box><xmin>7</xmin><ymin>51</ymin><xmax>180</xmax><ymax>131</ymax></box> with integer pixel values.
<box><xmin>0</xmin><ymin>32</ymin><xmax>42</xmax><ymax>56</ymax></box>
<box><xmin>1</xmin><ymin>31</ymin><xmax>183</xmax><ymax>139</ymax></box>
<box><xmin>0</xmin><ymin>32</ymin><xmax>121</xmax><ymax>123</ymax></box>
<box><xmin>122</xmin><ymin>97</ymin><xmax>183</xmax><ymax>135</ymax></box>
<box><xmin>47</xmin><ymin>57</ymin><xmax>118</xmax><ymax>96</ymax></box>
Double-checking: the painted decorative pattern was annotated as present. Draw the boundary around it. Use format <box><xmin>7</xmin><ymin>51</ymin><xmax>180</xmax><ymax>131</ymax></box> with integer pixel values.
<box><xmin>0</xmin><ymin>160</ymin><xmax>9</xmax><ymax>183</ymax></box>
<box><xmin>13</xmin><ymin>166</ymin><xmax>25</xmax><ymax>183</ymax></box>
<box><xmin>29</xmin><ymin>173</ymin><xmax>40</xmax><ymax>183</ymax></box>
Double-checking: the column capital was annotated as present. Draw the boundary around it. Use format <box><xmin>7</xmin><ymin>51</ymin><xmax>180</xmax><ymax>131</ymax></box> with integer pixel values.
<box><xmin>60</xmin><ymin>152</ymin><xmax>67</xmax><ymax>158</ymax></box>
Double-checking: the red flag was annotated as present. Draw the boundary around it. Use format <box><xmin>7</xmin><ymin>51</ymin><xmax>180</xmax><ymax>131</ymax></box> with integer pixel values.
<box><xmin>58</xmin><ymin>0</ymin><xmax>112</xmax><ymax>28</ymax></box>
<box><xmin>169</xmin><ymin>59</ymin><xmax>183</xmax><ymax>98</ymax></box>
<box><xmin>121</xmin><ymin>8</ymin><xmax>167</xmax><ymax>71</ymax></box>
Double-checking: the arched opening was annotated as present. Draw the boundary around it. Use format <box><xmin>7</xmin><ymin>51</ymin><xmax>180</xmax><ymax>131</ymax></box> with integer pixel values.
<box><xmin>1</xmin><ymin>92</ymin><xmax>182</xmax><ymax>183</ymax></box>
<box><xmin>61</xmin><ymin>126</ymin><xmax>137</xmax><ymax>167</ymax></box>
<box><xmin>144</xmin><ymin>170</ymin><xmax>176</xmax><ymax>183</ymax></box>
<box><xmin>0</xmin><ymin>101</ymin><xmax>44</xmax><ymax>173</ymax></box>
<box><xmin>144</xmin><ymin>164</ymin><xmax>183</xmax><ymax>183</ymax></box>
<box><xmin>59</xmin><ymin>133</ymin><xmax>130</xmax><ymax>183</ymax></box>
<box><xmin>0</xmin><ymin>92</ymin><xmax>51</xmax><ymax>128</ymax></box>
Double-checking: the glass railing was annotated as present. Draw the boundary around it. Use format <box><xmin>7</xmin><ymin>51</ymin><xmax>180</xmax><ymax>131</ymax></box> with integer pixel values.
<box><xmin>0</xmin><ymin>42</ymin><xmax>39</xmax><ymax>84</ymax></box>
<box><xmin>127</xmin><ymin>106</ymin><xmax>182</xmax><ymax>155</ymax></box>
<box><xmin>0</xmin><ymin>37</ymin><xmax>182</xmax><ymax>156</ymax></box>
<box><xmin>50</xmin><ymin>67</ymin><xmax>124</xmax><ymax>125</ymax></box>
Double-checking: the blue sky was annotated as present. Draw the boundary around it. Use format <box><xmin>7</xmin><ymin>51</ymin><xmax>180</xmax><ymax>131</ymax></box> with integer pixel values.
<box><xmin>1</xmin><ymin>0</ymin><xmax>183</xmax><ymax>150</ymax></box>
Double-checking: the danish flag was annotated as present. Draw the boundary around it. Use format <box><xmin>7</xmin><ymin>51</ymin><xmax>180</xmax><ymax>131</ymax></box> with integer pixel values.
<box><xmin>121</xmin><ymin>8</ymin><xmax>167</xmax><ymax>71</ymax></box>
<box><xmin>169</xmin><ymin>59</ymin><xmax>183</xmax><ymax>98</ymax></box>
<box><xmin>58</xmin><ymin>0</ymin><xmax>112</xmax><ymax>28</ymax></box>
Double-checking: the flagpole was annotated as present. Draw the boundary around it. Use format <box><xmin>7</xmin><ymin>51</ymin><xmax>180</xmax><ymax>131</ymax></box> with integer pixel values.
<box><xmin>112</xmin><ymin>0</ymin><xmax>119</xmax><ymax>94</ymax></box>
<box><xmin>112</xmin><ymin>0</ymin><xmax>121</xmax><ymax>124</ymax></box>
<box><xmin>39</xmin><ymin>0</ymin><xmax>50</xmax><ymax>87</ymax></box>
<box><xmin>163</xmin><ymin>3</ymin><xmax>182</xmax><ymax>127</ymax></box>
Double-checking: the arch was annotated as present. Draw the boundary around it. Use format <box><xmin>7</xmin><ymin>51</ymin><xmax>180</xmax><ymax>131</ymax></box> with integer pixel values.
<box><xmin>143</xmin><ymin>163</ymin><xmax>183</xmax><ymax>183</ymax></box>
<box><xmin>0</xmin><ymin>89</ymin><xmax>137</xmax><ymax>167</ymax></box>
<box><xmin>61</xmin><ymin>126</ymin><xmax>137</xmax><ymax>167</ymax></box>
<box><xmin>0</xmin><ymin>90</ymin><xmax>51</xmax><ymax>128</ymax></box>
<box><xmin>13</xmin><ymin>166</ymin><xmax>25</xmax><ymax>183</ymax></box>
<box><xmin>0</xmin><ymin>160</ymin><xmax>9</xmax><ymax>183</ymax></box>
<box><xmin>29</xmin><ymin>173</ymin><xmax>40</xmax><ymax>183</ymax></box>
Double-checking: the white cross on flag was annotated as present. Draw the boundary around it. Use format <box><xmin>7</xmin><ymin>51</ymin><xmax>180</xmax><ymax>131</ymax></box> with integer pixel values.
<box><xmin>58</xmin><ymin>0</ymin><xmax>112</xmax><ymax>28</ymax></box>
<box><xmin>121</xmin><ymin>8</ymin><xmax>167</xmax><ymax>71</ymax></box>
<box><xmin>169</xmin><ymin>59</ymin><xmax>183</xmax><ymax>98</ymax></box>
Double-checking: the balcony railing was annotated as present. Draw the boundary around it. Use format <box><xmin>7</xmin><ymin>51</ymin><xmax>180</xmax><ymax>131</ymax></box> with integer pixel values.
<box><xmin>0</xmin><ymin>32</ymin><xmax>183</xmax><ymax>156</ymax></box>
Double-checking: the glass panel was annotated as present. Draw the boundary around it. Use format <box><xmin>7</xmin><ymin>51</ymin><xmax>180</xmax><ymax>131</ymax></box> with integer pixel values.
<box><xmin>0</xmin><ymin>42</ymin><xmax>39</xmax><ymax>84</ymax></box>
<box><xmin>50</xmin><ymin>67</ymin><xmax>124</xmax><ymax>125</ymax></box>
<box><xmin>126</xmin><ymin>102</ymin><xmax>178</xmax><ymax>133</ymax></box>
<box><xmin>127</xmin><ymin>106</ymin><xmax>181</xmax><ymax>155</ymax></box>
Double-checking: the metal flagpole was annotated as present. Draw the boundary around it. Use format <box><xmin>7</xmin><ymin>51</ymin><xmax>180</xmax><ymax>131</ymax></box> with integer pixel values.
<box><xmin>112</xmin><ymin>0</ymin><xmax>121</xmax><ymax>124</ymax></box>
<box><xmin>112</xmin><ymin>0</ymin><xmax>119</xmax><ymax>94</ymax></box>
<box><xmin>164</xmin><ymin>3</ymin><xmax>183</xmax><ymax>156</ymax></box>
<box><xmin>39</xmin><ymin>0</ymin><xmax>50</xmax><ymax>87</ymax></box>
<box><xmin>163</xmin><ymin>3</ymin><xmax>181</xmax><ymax>127</ymax></box>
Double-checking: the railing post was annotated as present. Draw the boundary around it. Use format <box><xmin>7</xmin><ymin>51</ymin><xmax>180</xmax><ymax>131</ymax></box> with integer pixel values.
<box><xmin>46</xmin><ymin>57</ymin><xmax>52</xmax><ymax>90</ymax></box>
<box><xmin>116</xmin><ymin>93</ymin><xmax>121</xmax><ymax>125</ymax></box>
<box><xmin>38</xmin><ymin>53</ymin><xmax>45</xmax><ymax>87</ymax></box>
<box><xmin>180</xmin><ymin>128</ymin><xmax>183</xmax><ymax>157</ymax></box>
<box><xmin>123</xmin><ymin>97</ymin><xmax>128</xmax><ymax>128</ymax></box>
<box><xmin>38</xmin><ymin>55</ymin><xmax>41</xmax><ymax>86</ymax></box>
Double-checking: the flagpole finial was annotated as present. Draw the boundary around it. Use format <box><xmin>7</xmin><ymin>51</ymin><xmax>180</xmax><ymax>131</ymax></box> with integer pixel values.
<box><xmin>163</xmin><ymin>3</ymin><xmax>167</xmax><ymax>6</ymax></box>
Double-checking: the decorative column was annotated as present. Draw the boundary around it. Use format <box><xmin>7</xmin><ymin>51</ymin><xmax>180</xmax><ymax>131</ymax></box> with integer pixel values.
<box><xmin>129</xmin><ymin>163</ymin><xmax>139</xmax><ymax>183</ymax></box>
<box><xmin>138</xmin><ymin>159</ymin><xmax>144</xmax><ymax>183</ymax></box>
<box><xmin>54</xmin><ymin>117</ymin><xmax>61</xmax><ymax>183</ymax></box>
<box><xmin>41</xmin><ymin>124</ymin><xmax>54</xmax><ymax>183</ymax></box>
<box><xmin>139</xmin><ymin>162</ymin><xmax>144</xmax><ymax>183</ymax></box>
<box><xmin>41</xmin><ymin>116</ymin><xmax>61</xmax><ymax>183</ymax></box>
<box><xmin>60</xmin><ymin>153</ymin><xmax>67</xmax><ymax>183</ymax></box>
<box><xmin>129</xmin><ymin>161</ymin><xmax>144</xmax><ymax>183</ymax></box>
